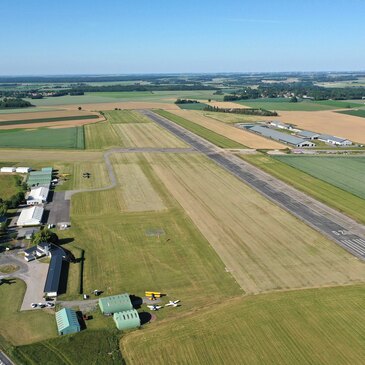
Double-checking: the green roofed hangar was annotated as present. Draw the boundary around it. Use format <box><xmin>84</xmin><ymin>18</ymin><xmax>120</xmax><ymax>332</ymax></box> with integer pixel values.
<box><xmin>55</xmin><ymin>308</ymin><xmax>80</xmax><ymax>336</ymax></box>
<box><xmin>113</xmin><ymin>309</ymin><xmax>141</xmax><ymax>330</ymax></box>
<box><xmin>99</xmin><ymin>293</ymin><xmax>133</xmax><ymax>315</ymax></box>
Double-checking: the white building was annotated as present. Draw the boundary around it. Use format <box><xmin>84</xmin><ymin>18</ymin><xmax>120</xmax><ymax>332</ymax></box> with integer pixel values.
<box><xmin>16</xmin><ymin>167</ymin><xmax>32</xmax><ymax>174</ymax></box>
<box><xmin>17</xmin><ymin>206</ymin><xmax>44</xmax><ymax>226</ymax></box>
<box><xmin>0</xmin><ymin>167</ymin><xmax>16</xmax><ymax>173</ymax></box>
<box><xmin>26</xmin><ymin>187</ymin><xmax>49</xmax><ymax>205</ymax></box>
<box><xmin>318</xmin><ymin>134</ymin><xmax>352</xmax><ymax>146</ymax></box>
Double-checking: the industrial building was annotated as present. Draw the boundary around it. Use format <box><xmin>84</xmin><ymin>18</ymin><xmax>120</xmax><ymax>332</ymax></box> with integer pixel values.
<box><xmin>27</xmin><ymin>168</ymin><xmax>53</xmax><ymax>188</ymax></box>
<box><xmin>55</xmin><ymin>308</ymin><xmax>80</xmax><ymax>336</ymax></box>
<box><xmin>26</xmin><ymin>186</ymin><xmax>49</xmax><ymax>205</ymax></box>
<box><xmin>268</xmin><ymin>121</ymin><xmax>294</xmax><ymax>130</ymax></box>
<box><xmin>249</xmin><ymin>126</ymin><xmax>315</xmax><ymax>147</ymax></box>
<box><xmin>297</xmin><ymin>131</ymin><xmax>319</xmax><ymax>140</ymax></box>
<box><xmin>113</xmin><ymin>309</ymin><xmax>141</xmax><ymax>331</ymax></box>
<box><xmin>17</xmin><ymin>206</ymin><xmax>44</xmax><ymax>226</ymax></box>
<box><xmin>99</xmin><ymin>294</ymin><xmax>133</xmax><ymax>315</ymax></box>
<box><xmin>0</xmin><ymin>167</ymin><xmax>16</xmax><ymax>173</ymax></box>
<box><xmin>16</xmin><ymin>167</ymin><xmax>32</xmax><ymax>174</ymax></box>
<box><xmin>318</xmin><ymin>134</ymin><xmax>352</xmax><ymax>146</ymax></box>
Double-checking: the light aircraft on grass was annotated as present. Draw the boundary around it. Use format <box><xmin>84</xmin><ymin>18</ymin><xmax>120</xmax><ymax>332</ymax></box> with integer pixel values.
<box><xmin>147</xmin><ymin>305</ymin><xmax>162</xmax><ymax>311</ymax></box>
<box><xmin>165</xmin><ymin>300</ymin><xmax>180</xmax><ymax>307</ymax></box>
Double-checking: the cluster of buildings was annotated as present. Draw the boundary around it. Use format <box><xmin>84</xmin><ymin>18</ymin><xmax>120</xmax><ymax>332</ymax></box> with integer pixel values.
<box><xmin>244</xmin><ymin>121</ymin><xmax>353</xmax><ymax>148</ymax></box>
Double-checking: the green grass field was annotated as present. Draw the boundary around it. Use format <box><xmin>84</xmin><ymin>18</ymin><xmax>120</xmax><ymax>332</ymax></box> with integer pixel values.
<box><xmin>237</xmin><ymin>98</ymin><xmax>337</xmax><ymax>111</ymax></box>
<box><xmin>103</xmin><ymin>110</ymin><xmax>151</xmax><ymax>123</ymax></box>
<box><xmin>314</xmin><ymin>100</ymin><xmax>363</xmax><ymax>109</ymax></box>
<box><xmin>155</xmin><ymin>110</ymin><xmax>247</xmax><ymax>148</ymax></box>
<box><xmin>177</xmin><ymin>102</ymin><xmax>208</xmax><ymax>110</ymax></box>
<box><xmin>0</xmin><ymin>127</ymin><xmax>85</xmax><ymax>149</ymax></box>
<box><xmin>240</xmin><ymin>154</ymin><xmax>365</xmax><ymax>224</ymax></box>
<box><xmin>0</xmin><ymin>174</ymin><xmax>22</xmax><ymax>200</ymax></box>
<box><xmin>337</xmin><ymin>109</ymin><xmax>365</xmax><ymax>118</ymax></box>
<box><xmin>0</xmin><ymin>114</ymin><xmax>98</xmax><ymax>127</ymax></box>
<box><xmin>274</xmin><ymin>156</ymin><xmax>365</xmax><ymax>200</ymax></box>
<box><xmin>122</xmin><ymin>285</ymin><xmax>365</xmax><ymax>365</ymax></box>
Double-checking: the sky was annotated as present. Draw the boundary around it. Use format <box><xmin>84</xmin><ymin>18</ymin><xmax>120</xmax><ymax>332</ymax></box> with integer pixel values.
<box><xmin>0</xmin><ymin>0</ymin><xmax>364</xmax><ymax>75</ymax></box>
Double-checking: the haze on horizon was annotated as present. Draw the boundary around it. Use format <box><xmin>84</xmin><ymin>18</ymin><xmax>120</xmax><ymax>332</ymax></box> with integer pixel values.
<box><xmin>1</xmin><ymin>0</ymin><xmax>364</xmax><ymax>75</ymax></box>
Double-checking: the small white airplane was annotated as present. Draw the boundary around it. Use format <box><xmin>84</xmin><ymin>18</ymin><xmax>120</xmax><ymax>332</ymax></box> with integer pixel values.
<box><xmin>165</xmin><ymin>300</ymin><xmax>180</xmax><ymax>307</ymax></box>
<box><xmin>147</xmin><ymin>305</ymin><xmax>162</xmax><ymax>311</ymax></box>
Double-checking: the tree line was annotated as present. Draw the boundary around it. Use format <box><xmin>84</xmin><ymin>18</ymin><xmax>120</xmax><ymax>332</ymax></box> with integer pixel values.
<box><xmin>203</xmin><ymin>105</ymin><xmax>278</xmax><ymax>116</ymax></box>
<box><xmin>0</xmin><ymin>98</ymin><xmax>33</xmax><ymax>109</ymax></box>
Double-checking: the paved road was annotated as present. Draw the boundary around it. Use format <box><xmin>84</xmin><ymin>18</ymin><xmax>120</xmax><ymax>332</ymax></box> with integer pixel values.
<box><xmin>140</xmin><ymin>109</ymin><xmax>365</xmax><ymax>260</ymax></box>
<box><xmin>0</xmin><ymin>351</ymin><xmax>14</xmax><ymax>365</ymax></box>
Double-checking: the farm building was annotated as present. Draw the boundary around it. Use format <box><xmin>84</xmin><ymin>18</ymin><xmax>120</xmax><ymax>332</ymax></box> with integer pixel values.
<box><xmin>17</xmin><ymin>206</ymin><xmax>44</xmax><ymax>226</ymax></box>
<box><xmin>268</xmin><ymin>121</ymin><xmax>293</xmax><ymax>130</ymax></box>
<box><xmin>297</xmin><ymin>131</ymin><xmax>319</xmax><ymax>140</ymax></box>
<box><xmin>318</xmin><ymin>134</ymin><xmax>352</xmax><ymax>146</ymax></box>
<box><xmin>44</xmin><ymin>245</ymin><xmax>67</xmax><ymax>297</ymax></box>
<box><xmin>99</xmin><ymin>293</ymin><xmax>133</xmax><ymax>315</ymax></box>
<box><xmin>16</xmin><ymin>167</ymin><xmax>31</xmax><ymax>174</ymax></box>
<box><xmin>0</xmin><ymin>167</ymin><xmax>16</xmax><ymax>173</ymax></box>
<box><xmin>26</xmin><ymin>186</ymin><xmax>49</xmax><ymax>205</ymax></box>
<box><xmin>249</xmin><ymin>126</ymin><xmax>315</xmax><ymax>147</ymax></box>
<box><xmin>113</xmin><ymin>309</ymin><xmax>141</xmax><ymax>331</ymax></box>
<box><xmin>55</xmin><ymin>308</ymin><xmax>80</xmax><ymax>336</ymax></box>
<box><xmin>27</xmin><ymin>170</ymin><xmax>53</xmax><ymax>188</ymax></box>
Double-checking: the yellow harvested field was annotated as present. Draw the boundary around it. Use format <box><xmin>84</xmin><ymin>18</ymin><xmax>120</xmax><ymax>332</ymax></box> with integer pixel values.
<box><xmin>201</xmin><ymin>101</ymin><xmax>250</xmax><ymax>109</ymax></box>
<box><xmin>112</xmin><ymin>123</ymin><xmax>187</xmax><ymax>148</ymax></box>
<box><xmin>271</xmin><ymin>110</ymin><xmax>365</xmax><ymax>143</ymax></box>
<box><xmin>60</xmin><ymin>102</ymin><xmax>180</xmax><ymax>111</ymax></box>
<box><xmin>169</xmin><ymin>109</ymin><xmax>286</xmax><ymax>149</ymax></box>
<box><xmin>112</xmin><ymin>154</ymin><xmax>166</xmax><ymax>212</ymax></box>
<box><xmin>0</xmin><ymin>149</ymin><xmax>102</xmax><ymax>161</ymax></box>
<box><xmin>147</xmin><ymin>153</ymin><xmax>365</xmax><ymax>294</ymax></box>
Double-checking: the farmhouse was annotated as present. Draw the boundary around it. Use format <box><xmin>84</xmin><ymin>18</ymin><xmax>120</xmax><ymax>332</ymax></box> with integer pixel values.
<box><xmin>318</xmin><ymin>134</ymin><xmax>352</xmax><ymax>146</ymax></box>
<box><xmin>249</xmin><ymin>126</ymin><xmax>315</xmax><ymax>147</ymax></box>
<box><xmin>113</xmin><ymin>309</ymin><xmax>141</xmax><ymax>331</ymax></box>
<box><xmin>26</xmin><ymin>186</ymin><xmax>49</xmax><ymax>205</ymax></box>
<box><xmin>17</xmin><ymin>206</ymin><xmax>44</xmax><ymax>226</ymax></box>
<box><xmin>0</xmin><ymin>167</ymin><xmax>16</xmax><ymax>173</ymax></box>
<box><xmin>99</xmin><ymin>294</ymin><xmax>133</xmax><ymax>315</ymax></box>
<box><xmin>297</xmin><ymin>131</ymin><xmax>319</xmax><ymax>140</ymax></box>
<box><xmin>55</xmin><ymin>308</ymin><xmax>80</xmax><ymax>336</ymax></box>
<box><xmin>16</xmin><ymin>167</ymin><xmax>31</xmax><ymax>174</ymax></box>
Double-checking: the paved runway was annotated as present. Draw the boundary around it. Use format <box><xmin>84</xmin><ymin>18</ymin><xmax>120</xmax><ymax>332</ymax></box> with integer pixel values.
<box><xmin>141</xmin><ymin>109</ymin><xmax>365</xmax><ymax>260</ymax></box>
<box><xmin>0</xmin><ymin>351</ymin><xmax>14</xmax><ymax>365</ymax></box>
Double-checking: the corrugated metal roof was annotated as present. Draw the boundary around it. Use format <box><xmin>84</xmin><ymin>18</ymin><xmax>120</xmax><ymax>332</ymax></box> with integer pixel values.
<box><xmin>55</xmin><ymin>308</ymin><xmax>80</xmax><ymax>332</ymax></box>
<box><xmin>99</xmin><ymin>294</ymin><xmax>133</xmax><ymax>314</ymax></box>
<box><xmin>17</xmin><ymin>206</ymin><xmax>44</xmax><ymax>226</ymax></box>
<box><xmin>249</xmin><ymin>126</ymin><xmax>307</xmax><ymax>146</ymax></box>
<box><xmin>113</xmin><ymin>309</ymin><xmax>141</xmax><ymax>330</ymax></box>
<box><xmin>318</xmin><ymin>134</ymin><xmax>349</xmax><ymax>143</ymax></box>
<box><xmin>44</xmin><ymin>245</ymin><xmax>66</xmax><ymax>294</ymax></box>
<box><xmin>298</xmin><ymin>130</ymin><xmax>319</xmax><ymax>138</ymax></box>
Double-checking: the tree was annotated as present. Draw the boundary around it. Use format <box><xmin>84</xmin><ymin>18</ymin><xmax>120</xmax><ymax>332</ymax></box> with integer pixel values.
<box><xmin>31</xmin><ymin>228</ymin><xmax>59</xmax><ymax>246</ymax></box>
<box><xmin>78</xmin><ymin>106</ymin><xmax>82</xmax><ymax>110</ymax></box>
<box><xmin>290</xmin><ymin>96</ymin><xmax>298</xmax><ymax>103</ymax></box>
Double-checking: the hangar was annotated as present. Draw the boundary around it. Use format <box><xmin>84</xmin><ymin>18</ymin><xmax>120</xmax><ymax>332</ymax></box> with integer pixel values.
<box><xmin>55</xmin><ymin>308</ymin><xmax>80</xmax><ymax>336</ymax></box>
<box><xmin>17</xmin><ymin>206</ymin><xmax>44</xmax><ymax>226</ymax></box>
<box><xmin>99</xmin><ymin>293</ymin><xmax>133</xmax><ymax>315</ymax></box>
<box><xmin>27</xmin><ymin>169</ymin><xmax>53</xmax><ymax>188</ymax></box>
<box><xmin>27</xmin><ymin>186</ymin><xmax>49</xmax><ymax>205</ymax></box>
<box><xmin>318</xmin><ymin>134</ymin><xmax>352</xmax><ymax>146</ymax></box>
<box><xmin>113</xmin><ymin>309</ymin><xmax>141</xmax><ymax>331</ymax></box>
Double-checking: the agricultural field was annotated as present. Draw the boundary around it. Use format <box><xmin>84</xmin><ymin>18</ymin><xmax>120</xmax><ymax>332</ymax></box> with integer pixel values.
<box><xmin>177</xmin><ymin>102</ymin><xmax>208</xmax><ymax>110</ymax></box>
<box><xmin>0</xmin><ymin>126</ymin><xmax>85</xmax><ymax>149</ymax></box>
<box><xmin>168</xmin><ymin>109</ymin><xmax>286</xmax><ymax>149</ymax></box>
<box><xmin>122</xmin><ymin>285</ymin><xmax>365</xmax><ymax>365</ymax></box>
<box><xmin>147</xmin><ymin>153</ymin><xmax>365</xmax><ymax>293</ymax></box>
<box><xmin>274</xmin><ymin>156</ymin><xmax>365</xmax><ymax>200</ymax></box>
<box><xmin>0</xmin><ymin>174</ymin><xmax>22</xmax><ymax>200</ymax></box>
<box><xmin>103</xmin><ymin>110</ymin><xmax>151</xmax><ymax>124</ymax></box>
<box><xmin>155</xmin><ymin>110</ymin><xmax>246</xmax><ymax>148</ymax></box>
<box><xmin>237</xmin><ymin>98</ymin><xmax>338</xmax><ymax>111</ymax></box>
<box><xmin>84</xmin><ymin>121</ymin><xmax>120</xmax><ymax>149</ymax></box>
<box><xmin>337</xmin><ymin>109</ymin><xmax>365</xmax><ymax>118</ymax></box>
<box><xmin>314</xmin><ymin>100</ymin><xmax>364</xmax><ymax>109</ymax></box>
<box><xmin>240</xmin><ymin>154</ymin><xmax>365</xmax><ymax>224</ymax></box>
<box><xmin>0</xmin><ymin>279</ymin><xmax>56</xmax><ymax>346</ymax></box>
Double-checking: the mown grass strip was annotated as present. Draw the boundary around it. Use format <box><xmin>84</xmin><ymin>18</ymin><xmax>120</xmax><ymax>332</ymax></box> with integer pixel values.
<box><xmin>155</xmin><ymin>110</ymin><xmax>247</xmax><ymax>148</ymax></box>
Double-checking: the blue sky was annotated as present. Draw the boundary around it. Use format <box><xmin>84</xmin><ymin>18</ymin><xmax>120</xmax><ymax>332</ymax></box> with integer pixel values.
<box><xmin>0</xmin><ymin>0</ymin><xmax>364</xmax><ymax>74</ymax></box>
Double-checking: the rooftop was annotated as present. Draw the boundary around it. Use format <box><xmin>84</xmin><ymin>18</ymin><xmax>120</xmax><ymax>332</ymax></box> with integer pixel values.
<box><xmin>249</xmin><ymin>126</ymin><xmax>308</xmax><ymax>146</ymax></box>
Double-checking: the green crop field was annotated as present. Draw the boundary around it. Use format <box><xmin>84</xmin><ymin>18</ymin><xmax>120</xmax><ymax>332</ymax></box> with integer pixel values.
<box><xmin>240</xmin><ymin>154</ymin><xmax>365</xmax><ymax>224</ymax></box>
<box><xmin>337</xmin><ymin>109</ymin><xmax>365</xmax><ymax>118</ymax></box>
<box><xmin>177</xmin><ymin>102</ymin><xmax>208</xmax><ymax>110</ymax></box>
<box><xmin>314</xmin><ymin>100</ymin><xmax>363</xmax><ymax>109</ymax></box>
<box><xmin>237</xmin><ymin>98</ymin><xmax>337</xmax><ymax>111</ymax></box>
<box><xmin>0</xmin><ymin>174</ymin><xmax>22</xmax><ymax>200</ymax></box>
<box><xmin>155</xmin><ymin>110</ymin><xmax>247</xmax><ymax>148</ymax></box>
<box><xmin>122</xmin><ymin>285</ymin><xmax>365</xmax><ymax>365</ymax></box>
<box><xmin>274</xmin><ymin>156</ymin><xmax>365</xmax><ymax>200</ymax></box>
<box><xmin>0</xmin><ymin>114</ymin><xmax>98</xmax><ymax>127</ymax></box>
<box><xmin>103</xmin><ymin>110</ymin><xmax>151</xmax><ymax>123</ymax></box>
<box><xmin>0</xmin><ymin>127</ymin><xmax>85</xmax><ymax>149</ymax></box>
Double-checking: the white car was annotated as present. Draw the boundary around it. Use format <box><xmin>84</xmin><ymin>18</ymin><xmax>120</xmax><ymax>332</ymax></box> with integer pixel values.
<box><xmin>46</xmin><ymin>302</ymin><xmax>54</xmax><ymax>307</ymax></box>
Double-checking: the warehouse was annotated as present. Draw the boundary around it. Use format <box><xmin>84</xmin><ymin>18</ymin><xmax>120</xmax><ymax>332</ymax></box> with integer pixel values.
<box><xmin>113</xmin><ymin>309</ymin><xmax>141</xmax><ymax>331</ymax></box>
<box><xmin>318</xmin><ymin>134</ymin><xmax>352</xmax><ymax>146</ymax></box>
<box><xmin>249</xmin><ymin>126</ymin><xmax>315</xmax><ymax>147</ymax></box>
<box><xmin>16</xmin><ymin>167</ymin><xmax>32</xmax><ymax>174</ymax></box>
<box><xmin>55</xmin><ymin>308</ymin><xmax>80</xmax><ymax>336</ymax></box>
<box><xmin>99</xmin><ymin>293</ymin><xmax>133</xmax><ymax>315</ymax></box>
<box><xmin>17</xmin><ymin>206</ymin><xmax>44</xmax><ymax>226</ymax></box>
<box><xmin>27</xmin><ymin>186</ymin><xmax>49</xmax><ymax>205</ymax></box>
<box><xmin>0</xmin><ymin>167</ymin><xmax>16</xmax><ymax>173</ymax></box>
<box><xmin>297</xmin><ymin>130</ymin><xmax>319</xmax><ymax>140</ymax></box>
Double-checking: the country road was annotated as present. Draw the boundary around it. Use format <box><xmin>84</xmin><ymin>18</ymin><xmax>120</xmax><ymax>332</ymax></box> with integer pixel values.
<box><xmin>140</xmin><ymin>109</ymin><xmax>365</xmax><ymax>260</ymax></box>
